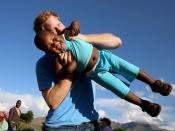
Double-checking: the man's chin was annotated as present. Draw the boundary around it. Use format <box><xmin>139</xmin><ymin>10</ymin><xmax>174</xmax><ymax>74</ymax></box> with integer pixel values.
<box><xmin>57</xmin><ymin>30</ymin><xmax>64</xmax><ymax>35</ymax></box>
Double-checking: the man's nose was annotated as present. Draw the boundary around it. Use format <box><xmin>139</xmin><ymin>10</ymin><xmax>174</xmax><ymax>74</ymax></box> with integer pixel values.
<box><xmin>55</xmin><ymin>28</ymin><xmax>61</xmax><ymax>35</ymax></box>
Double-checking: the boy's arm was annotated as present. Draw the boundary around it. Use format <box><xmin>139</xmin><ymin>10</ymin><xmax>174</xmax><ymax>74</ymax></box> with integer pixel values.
<box><xmin>77</xmin><ymin>33</ymin><xmax>122</xmax><ymax>50</ymax></box>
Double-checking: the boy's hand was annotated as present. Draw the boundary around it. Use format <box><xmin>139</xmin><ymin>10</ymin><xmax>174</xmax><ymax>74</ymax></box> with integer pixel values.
<box><xmin>54</xmin><ymin>51</ymin><xmax>76</xmax><ymax>78</ymax></box>
<box><xmin>70</xmin><ymin>20</ymin><xmax>80</xmax><ymax>36</ymax></box>
<box><xmin>64</xmin><ymin>20</ymin><xmax>80</xmax><ymax>40</ymax></box>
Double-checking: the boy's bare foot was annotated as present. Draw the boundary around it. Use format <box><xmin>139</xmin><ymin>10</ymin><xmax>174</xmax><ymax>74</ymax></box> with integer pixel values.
<box><xmin>151</xmin><ymin>80</ymin><xmax>172</xmax><ymax>96</ymax></box>
<box><xmin>140</xmin><ymin>100</ymin><xmax>161</xmax><ymax>117</ymax></box>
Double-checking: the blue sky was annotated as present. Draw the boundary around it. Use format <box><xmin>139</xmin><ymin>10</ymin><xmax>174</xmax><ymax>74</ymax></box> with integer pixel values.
<box><xmin>0</xmin><ymin>0</ymin><xmax>175</xmax><ymax>130</ymax></box>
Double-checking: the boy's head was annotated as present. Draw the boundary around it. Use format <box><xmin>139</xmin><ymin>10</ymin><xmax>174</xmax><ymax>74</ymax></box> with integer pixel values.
<box><xmin>33</xmin><ymin>11</ymin><xmax>65</xmax><ymax>35</ymax></box>
<box><xmin>34</xmin><ymin>31</ymin><xmax>66</xmax><ymax>54</ymax></box>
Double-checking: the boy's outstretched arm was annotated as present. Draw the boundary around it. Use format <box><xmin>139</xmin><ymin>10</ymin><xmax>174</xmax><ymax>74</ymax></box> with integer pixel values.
<box><xmin>77</xmin><ymin>33</ymin><xmax>122</xmax><ymax>50</ymax></box>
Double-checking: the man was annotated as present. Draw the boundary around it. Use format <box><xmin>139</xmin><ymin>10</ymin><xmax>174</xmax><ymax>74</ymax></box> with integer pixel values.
<box><xmin>8</xmin><ymin>100</ymin><xmax>22</xmax><ymax>131</ymax></box>
<box><xmin>33</xmin><ymin>11</ymin><xmax>121</xmax><ymax>131</ymax></box>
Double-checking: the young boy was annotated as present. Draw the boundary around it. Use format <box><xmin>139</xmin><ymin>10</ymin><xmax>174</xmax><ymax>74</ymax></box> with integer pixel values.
<box><xmin>34</xmin><ymin>21</ymin><xmax>172</xmax><ymax>117</ymax></box>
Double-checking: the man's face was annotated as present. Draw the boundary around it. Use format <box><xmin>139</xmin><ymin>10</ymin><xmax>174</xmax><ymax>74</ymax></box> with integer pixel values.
<box><xmin>16</xmin><ymin>101</ymin><xmax>21</xmax><ymax>108</ymax></box>
<box><xmin>44</xmin><ymin>15</ymin><xmax>65</xmax><ymax>35</ymax></box>
<box><xmin>41</xmin><ymin>32</ymin><xmax>66</xmax><ymax>54</ymax></box>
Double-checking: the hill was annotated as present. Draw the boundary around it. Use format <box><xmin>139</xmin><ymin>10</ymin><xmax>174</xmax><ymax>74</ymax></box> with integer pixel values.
<box><xmin>111</xmin><ymin>121</ymin><xmax>170</xmax><ymax>131</ymax></box>
<box><xmin>28</xmin><ymin>117</ymin><xmax>172</xmax><ymax>131</ymax></box>
<box><xmin>30</xmin><ymin>117</ymin><xmax>45</xmax><ymax>130</ymax></box>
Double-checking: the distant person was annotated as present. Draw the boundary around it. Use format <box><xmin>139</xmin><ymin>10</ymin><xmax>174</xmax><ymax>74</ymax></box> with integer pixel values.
<box><xmin>8</xmin><ymin>100</ymin><xmax>22</xmax><ymax>131</ymax></box>
<box><xmin>101</xmin><ymin>117</ymin><xmax>112</xmax><ymax>131</ymax></box>
<box><xmin>0</xmin><ymin>111</ymin><xmax>8</xmax><ymax>131</ymax></box>
<box><xmin>35</xmin><ymin>27</ymin><xmax>172</xmax><ymax>117</ymax></box>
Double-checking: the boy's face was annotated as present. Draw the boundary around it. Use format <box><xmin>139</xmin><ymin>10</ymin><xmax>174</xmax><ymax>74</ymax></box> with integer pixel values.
<box><xmin>44</xmin><ymin>15</ymin><xmax>65</xmax><ymax>35</ymax></box>
<box><xmin>41</xmin><ymin>32</ymin><xmax>66</xmax><ymax>54</ymax></box>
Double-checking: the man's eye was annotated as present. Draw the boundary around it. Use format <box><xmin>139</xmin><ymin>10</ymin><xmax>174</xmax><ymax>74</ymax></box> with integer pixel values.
<box><xmin>58</xmin><ymin>22</ymin><xmax>61</xmax><ymax>25</ymax></box>
<box><xmin>50</xmin><ymin>30</ymin><xmax>55</xmax><ymax>33</ymax></box>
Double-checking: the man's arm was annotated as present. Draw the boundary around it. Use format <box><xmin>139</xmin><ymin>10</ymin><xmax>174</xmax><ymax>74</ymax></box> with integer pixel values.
<box><xmin>8</xmin><ymin>108</ymin><xmax>14</xmax><ymax>124</ymax></box>
<box><xmin>63</xmin><ymin>20</ymin><xmax>122</xmax><ymax>49</ymax></box>
<box><xmin>40</xmin><ymin>52</ymin><xmax>75</xmax><ymax>110</ymax></box>
<box><xmin>42</xmin><ymin>72</ymin><xmax>73</xmax><ymax>110</ymax></box>
<box><xmin>77</xmin><ymin>33</ymin><xmax>122</xmax><ymax>50</ymax></box>
<box><xmin>8</xmin><ymin>108</ymin><xmax>12</xmax><ymax>122</ymax></box>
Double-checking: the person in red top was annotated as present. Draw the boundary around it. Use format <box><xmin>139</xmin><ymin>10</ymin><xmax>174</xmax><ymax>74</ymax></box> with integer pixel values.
<box><xmin>0</xmin><ymin>111</ymin><xmax>8</xmax><ymax>131</ymax></box>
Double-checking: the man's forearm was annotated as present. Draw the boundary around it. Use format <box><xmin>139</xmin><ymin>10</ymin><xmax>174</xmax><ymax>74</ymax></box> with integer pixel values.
<box><xmin>78</xmin><ymin>33</ymin><xmax>122</xmax><ymax>49</ymax></box>
<box><xmin>42</xmin><ymin>74</ymin><xmax>73</xmax><ymax>110</ymax></box>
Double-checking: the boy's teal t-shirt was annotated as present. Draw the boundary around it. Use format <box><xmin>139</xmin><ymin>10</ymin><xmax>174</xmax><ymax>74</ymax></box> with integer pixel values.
<box><xmin>64</xmin><ymin>37</ymin><xmax>93</xmax><ymax>72</ymax></box>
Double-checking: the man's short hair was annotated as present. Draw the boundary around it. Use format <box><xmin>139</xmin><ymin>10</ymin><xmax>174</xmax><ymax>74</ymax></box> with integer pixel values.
<box><xmin>16</xmin><ymin>100</ymin><xmax>21</xmax><ymax>104</ymax></box>
<box><xmin>33</xmin><ymin>11</ymin><xmax>60</xmax><ymax>33</ymax></box>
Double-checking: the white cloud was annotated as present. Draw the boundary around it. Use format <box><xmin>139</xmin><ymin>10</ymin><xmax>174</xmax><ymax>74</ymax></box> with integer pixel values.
<box><xmin>1</xmin><ymin>83</ymin><xmax>174</xmax><ymax>130</ymax></box>
<box><xmin>98</xmin><ymin>109</ymin><xmax>106</xmax><ymax>118</ymax></box>
<box><xmin>160</xmin><ymin>121</ymin><xmax>175</xmax><ymax>131</ymax></box>
<box><xmin>145</xmin><ymin>85</ymin><xmax>151</xmax><ymax>92</ymax></box>
<box><xmin>95</xmin><ymin>78</ymin><xmax>175</xmax><ymax>130</ymax></box>
<box><xmin>96</xmin><ymin>98</ymin><xmax>174</xmax><ymax>130</ymax></box>
<box><xmin>94</xmin><ymin>82</ymin><xmax>106</xmax><ymax>91</ymax></box>
<box><xmin>0</xmin><ymin>91</ymin><xmax>49</xmax><ymax>117</ymax></box>
<box><xmin>170</xmin><ymin>84</ymin><xmax>175</xmax><ymax>96</ymax></box>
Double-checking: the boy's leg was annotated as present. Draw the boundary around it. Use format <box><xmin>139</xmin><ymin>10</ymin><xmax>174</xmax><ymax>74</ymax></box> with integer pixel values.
<box><xmin>136</xmin><ymin>69</ymin><xmax>155</xmax><ymax>85</ymax></box>
<box><xmin>92</xmin><ymin>71</ymin><xmax>161</xmax><ymax>117</ymax></box>
<box><xmin>92</xmin><ymin>71</ymin><xmax>130</xmax><ymax>98</ymax></box>
<box><xmin>137</xmin><ymin>70</ymin><xmax>172</xmax><ymax>96</ymax></box>
<box><xmin>107</xmin><ymin>52</ymin><xmax>140</xmax><ymax>83</ymax></box>
<box><xmin>125</xmin><ymin>92</ymin><xmax>161</xmax><ymax>117</ymax></box>
<box><xmin>108</xmin><ymin>52</ymin><xmax>172</xmax><ymax>96</ymax></box>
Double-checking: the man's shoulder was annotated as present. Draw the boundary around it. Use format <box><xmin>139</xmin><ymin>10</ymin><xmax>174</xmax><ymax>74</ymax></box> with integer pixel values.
<box><xmin>36</xmin><ymin>54</ymin><xmax>55</xmax><ymax>66</ymax></box>
<box><xmin>36</xmin><ymin>54</ymin><xmax>49</xmax><ymax>63</ymax></box>
<box><xmin>10</xmin><ymin>106</ymin><xmax>15</xmax><ymax>109</ymax></box>
<box><xmin>9</xmin><ymin>106</ymin><xmax>15</xmax><ymax>111</ymax></box>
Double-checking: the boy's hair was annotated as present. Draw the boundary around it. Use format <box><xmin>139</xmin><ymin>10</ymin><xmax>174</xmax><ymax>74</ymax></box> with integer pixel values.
<box><xmin>33</xmin><ymin>11</ymin><xmax>60</xmax><ymax>33</ymax></box>
<box><xmin>34</xmin><ymin>31</ymin><xmax>48</xmax><ymax>51</ymax></box>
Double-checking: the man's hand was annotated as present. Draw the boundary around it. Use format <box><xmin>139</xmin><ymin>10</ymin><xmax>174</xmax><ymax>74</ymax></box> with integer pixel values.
<box><xmin>57</xmin><ymin>51</ymin><xmax>73</xmax><ymax>67</ymax></box>
<box><xmin>64</xmin><ymin>20</ymin><xmax>80</xmax><ymax>40</ymax></box>
<box><xmin>55</xmin><ymin>51</ymin><xmax>77</xmax><ymax>75</ymax></box>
